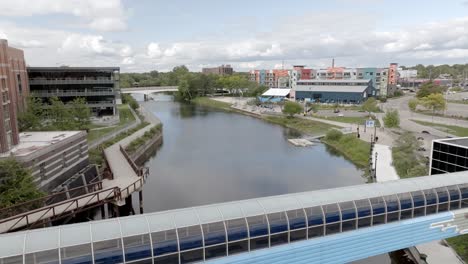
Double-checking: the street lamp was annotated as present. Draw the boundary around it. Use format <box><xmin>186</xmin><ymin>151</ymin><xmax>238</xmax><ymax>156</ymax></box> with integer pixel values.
<box><xmin>374</xmin><ymin>152</ymin><xmax>378</xmax><ymax>182</ymax></box>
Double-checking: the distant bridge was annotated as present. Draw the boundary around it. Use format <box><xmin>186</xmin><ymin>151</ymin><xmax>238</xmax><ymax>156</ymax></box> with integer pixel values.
<box><xmin>121</xmin><ymin>86</ymin><xmax>178</xmax><ymax>95</ymax></box>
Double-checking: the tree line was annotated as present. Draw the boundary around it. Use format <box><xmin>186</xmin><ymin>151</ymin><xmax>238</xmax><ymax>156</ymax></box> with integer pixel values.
<box><xmin>120</xmin><ymin>65</ymin><xmax>268</xmax><ymax>101</ymax></box>
<box><xmin>401</xmin><ymin>63</ymin><xmax>468</xmax><ymax>80</ymax></box>
<box><xmin>18</xmin><ymin>97</ymin><xmax>91</xmax><ymax>131</ymax></box>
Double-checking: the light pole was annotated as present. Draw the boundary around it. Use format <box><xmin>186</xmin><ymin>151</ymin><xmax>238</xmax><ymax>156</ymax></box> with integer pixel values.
<box><xmin>374</xmin><ymin>152</ymin><xmax>378</xmax><ymax>182</ymax></box>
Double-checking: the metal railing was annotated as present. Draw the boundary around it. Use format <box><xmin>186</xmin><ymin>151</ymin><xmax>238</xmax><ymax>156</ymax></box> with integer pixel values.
<box><xmin>0</xmin><ymin>182</ymin><xmax>103</xmax><ymax>220</ymax></box>
<box><xmin>32</xmin><ymin>89</ymin><xmax>115</xmax><ymax>97</ymax></box>
<box><xmin>0</xmin><ymin>186</ymin><xmax>120</xmax><ymax>232</ymax></box>
<box><xmin>29</xmin><ymin>78</ymin><xmax>114</xmax><ymax>85</ymax></box>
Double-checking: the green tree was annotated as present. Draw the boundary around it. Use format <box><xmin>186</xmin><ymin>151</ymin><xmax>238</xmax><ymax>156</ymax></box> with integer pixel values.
<box><xmin>361</xmin><ymin>98</ymin><xmax>379</xmax><ymax>116</ymax></box>
<box><xmin>47</xmin><ymin>97</ymin><xmax>72</xmax><ymax>130</ymax></box>
<box><xmin>69</xmin><ymin>98</ymin><xmax>91</xmax><ymax>130</ymax></box>
<box><xmin>325</xmin><ymin>129</ymin><xmax>343</xmax><ymax>141</ymax></box>
<box><xmin>383</xmin><ymin>109</ymin><xmax>400</xmax><ymax>128</ymax></box>
<box><xmin>0</xmin><ymin>158</ymin><xmax>44</xmax><ymax>210</ymax></box>
<box><xmin>420</xmin><ymin>93</ymin><xmax>447</xmax><ymax>122</ymax></box>
<box><xmin>282</xmin><ymin>101</ymin><xmax>303</xmax><ymax>117</ymax></box>
<box><xmin>416</xmin><ymin>82</ymin><xmax>445</xmax><ymax>98</ymax></box>
<box><xmin>408</xmin><ymin>98</ymin><xmax>419</xmax><ymax>112</ymax></box>
<box><xmin>122</xmin><ymin>94</ymin><xmax>139</xmax><ymax>110</ymax></box>
<box><xmin>17</xmin><ymin>97</ymin><xmax>43</xmax><ymax>131</ymax></box>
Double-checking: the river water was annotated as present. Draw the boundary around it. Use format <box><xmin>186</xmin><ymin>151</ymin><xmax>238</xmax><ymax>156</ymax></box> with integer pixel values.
<box><xmin>134</xmin><ymin>94</ymin><xmax>391</xmax><ymax>263</ymax></box>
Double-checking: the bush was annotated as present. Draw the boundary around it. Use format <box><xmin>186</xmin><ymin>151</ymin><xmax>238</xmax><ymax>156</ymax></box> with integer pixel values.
<box><xmin>282</xmin><ymin>101</ymin><xmax>303</xmax><ymax>117</ymax></box>
<box><xmin>325</xmin><ymin>129</ymin><xmax>343</xmax><ymax>141</ymax></box>
<box><xmin>383</xmin><ymin>109</ymin><xmax>400</xmax><ymax>128</ymax></box>
<box><xmin>122</xmin><ymin>94</ymin><xmax>139</xmax><ymax>110</ymax></box>
<box><xmin>392</xmin><ymin>132</ymin><xmax>428</xmax><ymax>178</ymax></box>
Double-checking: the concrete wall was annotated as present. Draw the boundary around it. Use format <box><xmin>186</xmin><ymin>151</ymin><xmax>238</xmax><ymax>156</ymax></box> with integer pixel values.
<box><xmin>295</xmin><ymin>91</ymin><xmax>367</xmax><ymax>103</ymax></box>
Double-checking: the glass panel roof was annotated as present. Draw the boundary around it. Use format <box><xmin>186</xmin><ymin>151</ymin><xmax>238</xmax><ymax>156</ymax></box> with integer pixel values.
<box><xmin>0</xmin><ymin>233</ymin><xmax>24</xmax><ymax>257</ymax></box>
<box><xmin>25</xmin><ymin>228</ymin><xmax>59</xmax><ymax>253</ymax></box>
<box><xmin>60</xmin><ymin>223</ymin><xmax>91</xmax><ymax>247</ymax></box>
<box><xmin>0</xmin><ymin>171</ymin><xmax>467</xmax><ymax>259</ymax></box>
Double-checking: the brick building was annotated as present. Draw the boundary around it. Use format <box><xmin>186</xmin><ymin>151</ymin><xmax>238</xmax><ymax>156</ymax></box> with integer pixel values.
<box><xmin>201</xmin><ymin>65</ymin><xmax>233</xmax><ymax>76</ymax></box>
<box><xmin>0</xmin><ymin>39</ymin><xmax>29</xmax><ymax>153</ymax></box>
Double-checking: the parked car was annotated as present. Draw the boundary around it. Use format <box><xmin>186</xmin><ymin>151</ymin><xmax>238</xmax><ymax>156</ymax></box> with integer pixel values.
<box><xmin>417</xmin><ymin>137</ymin><xmax>424</xmax><ymax>140</ymax></box>
<box><xmin>418</xmin><ymin>147</ymin><xmax>426</xmax><ymax>152</ymax></box>
<box><xmin>422</xmin><ymin>130</ymin><xmax>430</xmax><ymax>134</ymax></box>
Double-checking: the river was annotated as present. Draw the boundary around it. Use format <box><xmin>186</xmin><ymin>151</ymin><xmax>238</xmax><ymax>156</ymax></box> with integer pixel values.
<box><xmin>133</xmin><ymin>94</ymin><xmax>391</xmax><ymax>263</ymax></box>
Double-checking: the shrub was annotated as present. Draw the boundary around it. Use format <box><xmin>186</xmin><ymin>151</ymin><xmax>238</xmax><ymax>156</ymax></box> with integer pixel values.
<box><xmin>383</xmin><ymin>109</ymin><xmax>400</xmax><ymax>128</ymax></box>
<box><xmin>325</xmin><ymin>129</ymin><xmax>343</xmax><ymax>141</ymax></box>
<box><xmin>282</xmin><ymin>101</ymin><xmax>303</xmax><ymax>117</ymax></box>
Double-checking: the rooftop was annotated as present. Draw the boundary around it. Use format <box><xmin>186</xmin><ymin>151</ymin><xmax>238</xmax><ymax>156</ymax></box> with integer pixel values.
<box><xmin>262</xmin><ymin>88</ymin><xmax>291</xmax><ymax>97</ymax></box>
<box><xmin>27</xmin><ymin>67</ymin><xmax>120</xmax><ymax>72</ymax></box>
<box><xmin>434</xmin><ymin>137</ymin><xmax>468</xmax><ymax>148</ymax></box>
<box><xmin>0</xmin><ymin>131</ymin><xmax>84</xmax><ymax>158</ymax></box>
<box><xmin>295</xmin><ymin>85</ymin><xmax>369</xmax><ymax>93</ymax></box>
<box><xmin>0</xmin><ymin>171</ymin><xmax>467</xmax><ymax>258</ymax></box>
<box><xmin>297</xmin><ymin>79</ymin><xmax>371</xmax><ymax>84</ymax></box>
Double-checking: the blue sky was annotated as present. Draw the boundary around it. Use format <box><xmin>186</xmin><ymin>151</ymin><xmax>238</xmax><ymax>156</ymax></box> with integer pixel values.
<box><xmin>1</xmin><ymin>0</ymin><xmax>468</xmax><ymax>72</ymax></box>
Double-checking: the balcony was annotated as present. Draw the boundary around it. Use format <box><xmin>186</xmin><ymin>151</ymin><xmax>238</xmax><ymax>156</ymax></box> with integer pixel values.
<box><xmin>29</xmin><ymin>78</ymin><xmax>115</xmax><ymax>85</ymax></box>
<box><xmin>31</xmin><ymin>88</ymin><xmax>116</xmax><ymax>97</ymax></box>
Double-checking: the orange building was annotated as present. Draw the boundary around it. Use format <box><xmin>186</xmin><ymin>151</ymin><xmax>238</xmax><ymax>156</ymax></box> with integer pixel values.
<box><xmin>0</xmin><ymin>39</ymin><xmax>29</xmax><ymax>152</ymax></box>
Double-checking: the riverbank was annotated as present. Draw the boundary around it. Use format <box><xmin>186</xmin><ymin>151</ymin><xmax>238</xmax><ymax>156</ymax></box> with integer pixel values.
<box><xmin>321</xmin><ymin>133</ymin><xmax>371</xmax><ymax>168</ymax></box>
<box><xmin>193</xmin><ymin>97</ymin><xmax>372</xmax><ymax>170</ymax></box>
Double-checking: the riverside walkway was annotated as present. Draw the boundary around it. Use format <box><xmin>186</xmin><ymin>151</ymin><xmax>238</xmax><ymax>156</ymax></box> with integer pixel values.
<box><xmin>0</xmin><ymin>104</ymin><xmax>160</xmax><ymax>233</ymax></box>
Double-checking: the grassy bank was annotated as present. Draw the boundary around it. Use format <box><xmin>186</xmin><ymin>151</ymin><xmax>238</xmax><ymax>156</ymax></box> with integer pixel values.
<box><xmin>263</xmin><ymin>116</ymin><xmax>339</xmax><ymax>135</ymax></box>
<box><xmin>312</xmin><ymin>114</ymin><xmax>380</xmax><ymax>127</ymax></box>
<box><xmin>89</xmin><ymin>121</ymin><xmax>150</xmax><ymax>166</ymax></box>
<box><xmin>125</xmin><ymin>123</ymin><xmax>163</xmax><ymax>155</ymax></box>
<box><xmin>447</xmin><ymin>236</ymin><xmax>468</xmax><ymax>261</ymax></box>
<box><xmin>192</xmin><ymin>97</ymin><xmax>234</xmax><ymax>112</ymax></box>
<box><xmin>411</xmin><ymin>119</ymin><xmax>468</xmax><ymax>137</ymax></box>
<box><xmin>87</xmin><ymin>104</ymin><xmax>136</xmax><ymax>142</ymax></box>
<box><xmin>321</xmin><ymin>132</ymin><xmax>371</xmax><ymax>168</ymax></box>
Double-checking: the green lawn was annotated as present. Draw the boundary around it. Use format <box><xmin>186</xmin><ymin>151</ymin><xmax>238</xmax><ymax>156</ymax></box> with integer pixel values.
<box><xmin>321</xmin><ymin>133</ymin><xmax>371</xmax><ymax>168</ymax></box>
<box><xmin>263</xmin><ymin>116</ymin><xmax>340</xmax><ymax>136</ymax></box>
<box><xmin>87</xmin><ymin>104</ymin><xmax>136</xmax><ymax>143</ymax></box>
<box><xmin>447</xmin><ymin>235</ymin><xmax>468</xmax><ymax>262</ymax></box>
<box><xmin>192</xmin><ymin>97</ymin><xmax>233</xmax><ymax>111</ymax></box>
<box><xmin>411</xmin><ymin>119</ymin><xmax>468</xmax><ymax>137</ymax></box>
<box><xmin>312</xmin><ymin>114</ymin><xmax>380</xmax><ymax>127</ymax></box>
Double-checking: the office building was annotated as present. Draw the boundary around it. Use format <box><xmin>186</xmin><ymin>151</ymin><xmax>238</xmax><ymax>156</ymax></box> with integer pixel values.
<box><xmin>28</xmin><ymin>67</ymin><xmax>120</xmax><ymax>117</ymax></box>
<box><xmin>202</xmin><ymin>65</ymin><xmax>233</xmax><ymax>76</ymax></box>
<box><xmin>430</xmin><ymin>137</ymin><xmax>468</xmax><ymax>175</ymax></box>
<box><xmin>0</xmin><ymin>131</ymin><xmax>89</xmax><ymax>191</ymax></box>
<box><xmin>294</xmin><ymin>79</ymin><xmax>375</xmax><ymax>104</ymax></box>
<box><xmin>0</xmin><ymin>39</ymin><xmax>29</xmax><ymax>153</ymax></box>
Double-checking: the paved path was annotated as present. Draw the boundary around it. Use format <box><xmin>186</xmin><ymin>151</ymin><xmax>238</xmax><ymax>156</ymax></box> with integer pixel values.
<box><xmin>372</xmin><ymin>144</ymin><xmax>398</xmax><ymax>182</ymax></box>
<box><xmin>89</xmin><ymin>107</ymin><xmax>141</xmax><ymax>149</ymax></box>
<box><xmin>101</xmin><ymin>104</ymin><xmax>160</xmax><ymax>202</ymax></box>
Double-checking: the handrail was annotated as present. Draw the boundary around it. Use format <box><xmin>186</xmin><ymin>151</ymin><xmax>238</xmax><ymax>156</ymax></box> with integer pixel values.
<box><xmin>0</xmin><ymin>182</ymin><xmax>103</xmax><ymax>219</ymax></box>
<box><xmin>119</xmin><ymin>145</ymin><xmax>141</xmax><ymax>176</ymax></box>
<box><xmin>0</xmin><ymin>187</ymin><xmax>120</xmax><ymax>232</ymax></box>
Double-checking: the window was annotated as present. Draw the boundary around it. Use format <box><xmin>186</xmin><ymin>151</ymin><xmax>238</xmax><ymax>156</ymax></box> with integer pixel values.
<box><xmin>0</xmin><ymin>78</ymin><xmax>6</xmax><ymax>90</ymax></box>
<box><xmin>202</xmin><ymin>222</ymin><xmax>226</xmax><ymax>246</ymax></box>
<box><xmin>17</xmin><ymin>74</ymin><xmax>22</xmax><ymax>95</ymax></box>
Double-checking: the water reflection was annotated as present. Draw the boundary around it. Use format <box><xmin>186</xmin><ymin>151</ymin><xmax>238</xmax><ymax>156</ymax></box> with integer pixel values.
<box><xmin>137</xmin><ymin>94</ymin><xmax>390</xmax><ymax>264</ymax></box>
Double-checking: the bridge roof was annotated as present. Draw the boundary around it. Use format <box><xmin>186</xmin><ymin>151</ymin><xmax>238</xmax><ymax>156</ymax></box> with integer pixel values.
<box><xmin>1</xmin><ymin>172</ymin><xmax>467</xmax><ymax>257</ymax></box>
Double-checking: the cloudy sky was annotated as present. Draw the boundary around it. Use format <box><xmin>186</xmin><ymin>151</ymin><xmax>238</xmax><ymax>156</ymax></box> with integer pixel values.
<box><xmin>1</xmin><ymin>0</ymin><xmax>468</xmax><ymax>72</ymax></box>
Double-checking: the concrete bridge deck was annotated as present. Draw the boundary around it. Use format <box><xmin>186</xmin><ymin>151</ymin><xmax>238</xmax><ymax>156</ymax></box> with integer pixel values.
<box><xmin>121</xmin><ymin>86</ymin><xmax>178</xmax><ymax>94</ymax></box>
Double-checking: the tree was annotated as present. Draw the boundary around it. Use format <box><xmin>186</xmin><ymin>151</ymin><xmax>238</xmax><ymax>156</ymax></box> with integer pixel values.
<box><xmin>47</xmin><ymin>97</ymin><xmax>73</xmax><ymax>130</ymax></box>
<box><xmin>17</xmin><ymin>97</ymin><xmax>43</xmax><ymax>131</ymax></box>
<box><xmin>325</xmin><ymin>129</ymin><xmax>343</xmax><ymax>141</ymax></box>
<box><xmin>69</xmin><ymin>98</ymin><xmax>91</xmax><ymax>130</ymax></box>
<box><xmin>282</xmin><ymin>101</ymin><xmax>303</xmax><ymax>117</ymax></box>
<box><xmin>416</xmin><ymin>82</ymin><xmax>445</xmax><ymax>98</ymax></box>
<box><xmin>420</xmin><ymin>93</ymin><xmax>447</xmax><ymax>122</ymax></box>
<box><xmin>361</xmin><ymin>98</ymin><xmax>379</xmax><ymax>116</ymax></box>
<box><xmin>0</xmin><ymin>158</ymin><xmax>44</xmax><ymax>210</ymax></box>
<box><xmin>383</xmin><ymin>109</ymin><xmax>400</xmax><ymax>128</ymax></box>
<box><xmin>408</xmin><ymin>98</ymin><xmax>419</xmax><ymax>112</ymax></box>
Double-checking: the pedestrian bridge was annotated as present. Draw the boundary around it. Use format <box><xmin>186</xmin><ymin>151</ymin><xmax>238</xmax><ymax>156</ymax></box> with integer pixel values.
<box><xmin>1</xmin><ymin>172</ymin><xmax>467</xmax><ymax>264</ymax></box>
<box><xmin>121</xmin><ymin>86</ymin><xmax>178</xmax><ymax>95</ymax></box>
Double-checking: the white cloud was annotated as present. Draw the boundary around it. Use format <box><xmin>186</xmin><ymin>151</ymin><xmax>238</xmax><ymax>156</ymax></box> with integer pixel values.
<box><xmin>0</xmin><ymin>0</ymin><xmax>128</xmax><ymax>31</ymax></box>
<box><xmin>147</xmin><ymin>43</ymin><xmax>162</xmax><ymax>58</ymax></box>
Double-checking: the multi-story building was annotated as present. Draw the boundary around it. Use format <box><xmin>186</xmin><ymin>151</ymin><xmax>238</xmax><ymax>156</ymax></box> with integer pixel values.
<box><xmin>202</xmin><ymin>65</ymin><xmax>233</xmax><ymax>76</ymax></box>
<box><xmin>28</xmin><ymin>67</ymin><xmax>120</xmax><ymax>117</ymax></box>
<box><xmin>0</xmin><ymin>131</ymin><xmax>89</xmax><ymax>191</ymax></box>
<box><xmin>0</xmin><ymin>39</ymin><xmax>29</xmax><ymax>153</ymax></box>
<box><xmin>289</xmin><ymin>66</ymin><xmax>314</xmax><ymax>98</ymax></box>
<box><xmin>294</xmin><ymin>79</ymin><xmax>375</xmax><ymax>104</ymax></box>
<box><xmin>249</xmin><ymin>69</ymin><xmax>292</xmax><ymax>88</ymax></box>
<box><xmin>388</xmin><ymin>63</ymin><xmax>398</xmax><ymax>85</ymax></box>
<box><xmin>430</xmin><ymin>137</ymin><xmax>468</xmax><ymax>175</ymax></box>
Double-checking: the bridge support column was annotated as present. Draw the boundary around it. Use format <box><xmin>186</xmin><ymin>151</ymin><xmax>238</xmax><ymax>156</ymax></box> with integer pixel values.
<box><xmin>139</xmin><ymin>190</ymin><xmax>144</xmax><ymax>214</ymax></box>
<box><xmin>144</xmin><ymin>94</ymin><xmax>148</xmax><ymax>101</ymax></box>
<box><xmin>100</xmin><ymin>204</ymin><xmax>106</xmax><ymax>219</ymax></box>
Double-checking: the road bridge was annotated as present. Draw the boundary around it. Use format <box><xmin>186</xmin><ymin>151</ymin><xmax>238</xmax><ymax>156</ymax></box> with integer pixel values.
<box><xmin>121</xmin><ymin>86</ymin><xmax>178</xmax><ymax>95</ymax></box>
<box><xmin>0</xmin><ymin>172</ymin><xmax>467</xmax><ymax>264</ymax></box>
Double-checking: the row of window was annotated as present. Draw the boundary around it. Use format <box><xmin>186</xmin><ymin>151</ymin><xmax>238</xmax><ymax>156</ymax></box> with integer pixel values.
<box><xmin>7</xmin><ymin>184</ymin><xmax>468</xmax><ymax>264</ymax></box>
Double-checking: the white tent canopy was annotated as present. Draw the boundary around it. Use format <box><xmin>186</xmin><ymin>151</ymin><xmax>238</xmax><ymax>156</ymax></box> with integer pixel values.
<box><xmin>261</xmin><ymin>88</ymin><xmax>291</xmax><ymax>97</ymax></box>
